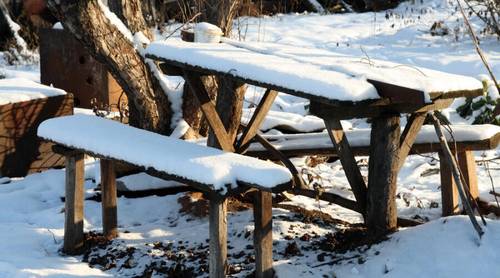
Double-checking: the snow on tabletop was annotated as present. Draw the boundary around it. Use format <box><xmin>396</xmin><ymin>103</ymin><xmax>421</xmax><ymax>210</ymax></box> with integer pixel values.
<box><xmin>145</xmin><ymin>40</ymin><xmax>379</xmax><ymax>102</ymax></box>
<box><xmin>222</xmin><ymin>39</ymin><xmax>484</xmax><ymax>98</ymax></box>
<box><xmin>248</xmin><ymin>124</ymin><xmax>500</xmax><ymax>151</ymax></box>
<box><xmin>38</xmin><ymin>115</ymin><xmax>292</xmax><ymax>192</ymax></box>
<box><xmin>0</xmin><ymin>78</ymin><xmax>66</xmax><ymax>105</ymax></box>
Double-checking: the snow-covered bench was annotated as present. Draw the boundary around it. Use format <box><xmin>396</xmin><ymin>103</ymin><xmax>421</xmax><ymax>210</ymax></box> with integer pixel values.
<box><xmin>245</xmin><ymin>124</ymin><xmax>500</xmax><ymax>216</ymax></box>
<box><xmin>38</xmin><ymin>115</ymin><xmax>292</xmax><ymax>277</ymax></box>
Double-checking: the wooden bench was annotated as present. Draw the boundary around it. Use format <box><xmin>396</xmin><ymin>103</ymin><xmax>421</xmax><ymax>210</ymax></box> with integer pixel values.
<box><xmin>38</xmin><ymin>114</ymin><xmax>292</xmax><ymax>278</ymax></box>
<box><xmin>245</xmin><ymin>124</ymin><xmax>500</xmax><ymax>216</ymax></box>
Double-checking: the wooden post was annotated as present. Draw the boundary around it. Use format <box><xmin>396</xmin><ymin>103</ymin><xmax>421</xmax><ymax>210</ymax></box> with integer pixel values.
<box><xmin>100</xmin><ymin>159</ymin><xmax>118</xmax><ymax>240</ymax></box>
<box><xmin>63</xmin><ymin>152</ymin><xmax>85</xmax><ymax>255</ymax></box>
<box><xmin>253</xmin><ymin>191</ymin><xmax>273</xmax><ymax>278</ymax></box>
<box><xmin>209</xmin><ymin>196</ymin><xmax>227</xmax><ymax>278</ymax></box>
<box><xmin>458</xmin><ymin>151</ymin><xmax>479</xmax><ymax>200</ymax></box>
<box><xmin>439</xmin><ymin>151</ymin><xmax>460</xmax><ymax>216</ymax></box>
<box><xmin>367</xmin><ymin>114</ymin><xmax>400</xmax><ymax>236</ymax></box>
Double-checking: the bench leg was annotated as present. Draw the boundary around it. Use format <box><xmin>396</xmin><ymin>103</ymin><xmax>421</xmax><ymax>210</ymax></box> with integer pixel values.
<box><xmin>458</xmin><ymin>151</ymin><xmax>479</xmax><ymax>200</ymax></box>
<box><xmin>100</xmin><ymin>159</ymin><xmax>118</xmax><ymax>240</ymax></box>
<box><xmin>209</xmin><ymin>196</ymin><xmax>227</xmax><ymax>278</ymax></box>
<box><xmin>253</xmin><ymin>191</ymin><xmax>273</xmax><ymax>278</ymax></box>
<box><xmin>63</xmin><ymin>153</ymin><xmax>85</xmax><ymax>255</ymax></box>
<box><xmin>440</xmin><ymin>151</ymin><xmax>459</xmax><ymax>216</ymax></box>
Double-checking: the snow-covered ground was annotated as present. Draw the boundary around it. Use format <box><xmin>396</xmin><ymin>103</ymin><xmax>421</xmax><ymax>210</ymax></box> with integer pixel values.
<box><xmin>0</xmin><ymin>0</ymin><xmax>499</xmax><ymax>277</ymax></box>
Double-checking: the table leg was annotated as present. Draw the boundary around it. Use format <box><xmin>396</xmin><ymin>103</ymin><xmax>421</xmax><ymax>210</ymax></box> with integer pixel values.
<box><xmin>367</xmin><ymin>114</ymin><xmax>401</xmax><ymax>236</ymax></box>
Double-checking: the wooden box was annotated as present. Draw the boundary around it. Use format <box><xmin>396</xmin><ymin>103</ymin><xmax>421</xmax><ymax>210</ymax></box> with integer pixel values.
<box><xmin>39</xmin><ymin>28</ymin><xmax>126</xmax><ymax>111</ymax></box>
<box><xmin>0</xmin><ymin>82</ymin><xmax>73</xmax><ymax>177</ymax></box>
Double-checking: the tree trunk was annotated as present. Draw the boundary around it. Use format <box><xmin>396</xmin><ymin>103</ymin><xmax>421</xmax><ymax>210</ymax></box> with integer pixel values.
<box><xmin>200</xmin><ymin>0</ymin><xmax>241</xmax><ymax>36</ymax></box>
<box><xmin>47</xmin><ymin>0</ymin><xmax>172</xmax><ymax>134</ymax></box>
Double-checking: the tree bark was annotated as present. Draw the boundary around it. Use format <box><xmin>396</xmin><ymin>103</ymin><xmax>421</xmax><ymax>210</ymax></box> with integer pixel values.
<box><xmin>47</xmin><ymin>0</ymin><xmax>172</xmax><ymax>134</ymax></box>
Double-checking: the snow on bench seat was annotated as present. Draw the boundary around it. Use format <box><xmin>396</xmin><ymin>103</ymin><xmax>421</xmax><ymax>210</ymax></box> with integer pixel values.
<box><xmin>219</xmin><ymin>40</ymin><xmax>484</xmax><ymax>99</ymax></box>
<box><xmin>0</xmin><ymin>78</ymin><xmax>66</xmax><ymax>105</ymax></box>
<box><xmin>246</xmin><ymin>124</ymin><xmax>500</xmax><ymax>155</ymax></box>
<box><xmin>145</xmin><ymin>40</ymin><xmax>378</xmax><ymax>102</ymax></box>
<box><xmin>38</xmin><ymin>115</ymin><xmax>292</xmax><ymax>194</ymax></box>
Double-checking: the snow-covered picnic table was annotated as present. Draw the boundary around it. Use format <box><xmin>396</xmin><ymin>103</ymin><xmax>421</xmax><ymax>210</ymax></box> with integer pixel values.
<box><xmin>145</xmin><ymin>39</ymin><xmax>484</xmax><ymax>236</ymax></box>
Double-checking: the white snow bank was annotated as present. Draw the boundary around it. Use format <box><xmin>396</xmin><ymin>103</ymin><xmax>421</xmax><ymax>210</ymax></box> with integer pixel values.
<box><xmin>38</xmin><ymin>115</ymin><xmax>292</xmax><ymax>192</ymax></box>
<box><xmin>145</xmin><ymin>40</ymin><xmax>378</xmax><ymax>102</ymax></box>
<box><xmin>0</xmin><ymin>78</ymin><xmax>66</xmax><ymax>105</ymax></box>
<box><xmin>248</xmin><ymin>124</ymin><xmax>500</xmax><ymax>151</ymax></box>
<box><xmin>327</xmin><ymin>216</ymin><xmax>500</xmax><ymax>278</ymax></box>
<box><xmin>222</xmin><ymin>39</ymin><xmax>484</xmax><ymax>97</ymax></box>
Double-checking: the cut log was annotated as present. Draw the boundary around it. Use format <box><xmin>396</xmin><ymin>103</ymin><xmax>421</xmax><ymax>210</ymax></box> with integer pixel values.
<box><xmin>366</xmin><ymin>114</ymin><xmax>400</xmax><ymax>236</ymax></box>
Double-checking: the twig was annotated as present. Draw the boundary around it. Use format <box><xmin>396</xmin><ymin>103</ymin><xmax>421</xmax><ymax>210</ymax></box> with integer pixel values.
<box><xmin>164</xmin><ymin>12</ymin><xmax>202</xmax><ymax>40</ymax></box>
<box><xmin>457</xmin><ymin>0</ymin><xmax>500</xmax><ymax>91</ymax></box>
<box><xmin>429</xmin><ymin>113</ymin><xmax>484</xmax><ymax>240</ymax></box>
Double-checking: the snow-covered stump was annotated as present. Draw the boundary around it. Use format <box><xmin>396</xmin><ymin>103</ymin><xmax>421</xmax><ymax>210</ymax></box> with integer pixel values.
<box><xmin>63</xmin><ymin>151</ymin><xmax>85</xmax><ymax>255</ymax></box>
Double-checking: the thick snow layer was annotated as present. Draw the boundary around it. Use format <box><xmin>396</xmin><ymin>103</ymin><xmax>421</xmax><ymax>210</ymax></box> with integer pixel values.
<box><xmin>0</xmin><ymin>78</ymin><xmax>66</xmax><ymax>105</ymax></box>
<box><xmin>38</xmin><ymin>115</ymin><xmax>292</xmax><ymax>191</ymax></box>
<box><xmin>248</xmin><ymin>124</ymin><xmax>500</xmax><ymax>151</ymax></box>
<box><xmin>223</xmin><ymin>39</ymin><xmax>484</xmax><ymax>96</ymax></box>
<box><xmin>146</xmin><ymin>40</ymin><xmax>379</xmax><ymax>102</ymax></box>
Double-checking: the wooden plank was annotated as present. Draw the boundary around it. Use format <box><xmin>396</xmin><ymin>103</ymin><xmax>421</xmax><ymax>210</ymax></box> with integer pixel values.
<box><xmin>236</xmin><ymin>89</ymin><xmax>278</xmax><ymax>152</ymax></box>
<box><xmin>209</xmin><ymin>196</ymin><xmax>228</xmax><ymax>278</ymax></box>
<box><xmin>100</xmin><ymin>159</ymin><xmax>118</xmax><ymax>240</ymax></box>
<box><xmin>397</xmin><ymin>113</ymin><xmax>426</xmax><ymax>170</ymax></box>
<box><xmin>366</xmin><ymin>114</ymin><xmax>400</xmax><ymax>236</ymax></box>
<box><xmin>63</xmin><ymin>152</ymin><xmax>85</xmax><ymax>255</ymax></box>
<box><xmin>439</xmin><ymin>151</ymin><xmax>460</xmax><ymax>216</ymax></box>
<box><xmin>182</xmin><ymin>70</ymin><xmax>235</xmax><ymax>152</ymax></box>
<box><xmin>458</xmin><ymin>151</ymin><xmax>479</xmax><ymax>200</ymax></box>
<box><xmin>324</xmin><ymin>118</ymin><xmax>367</xmax><ymax>218</ymax></box>
<box><xmin>253</xmin><ymin>191</ymin><xmax>274</xmax><ymax>278</ymax></box>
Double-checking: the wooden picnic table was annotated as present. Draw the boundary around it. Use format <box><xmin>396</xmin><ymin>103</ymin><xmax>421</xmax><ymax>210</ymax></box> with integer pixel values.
<box><xmin>145</xmin><ymin>39</ymin><xmax>483</xmax><ymax>236</ymax></box>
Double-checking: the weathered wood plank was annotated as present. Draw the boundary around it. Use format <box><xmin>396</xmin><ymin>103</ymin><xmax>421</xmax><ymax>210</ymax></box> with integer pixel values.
<box><xmin>182</xmin><ymin>70</ymin><xmax>235</xmax><ymax>152</ymax></box>
<box><xmin>63</xmin><ymin>152</ymin><xmax>85</xmax><ymax>255</ymax></box>
<box><xmin>397</xmin><ymin>113</ymin><xmax>426</xmax><ymax>170</ymax></box>
<box><xmin>458</xmin><ymin>151</ymin><xmax>479</xmax><ymax>200</ymax></box>
<box><xmin>209</xmin><ymin>196</ymin><xmax>228</xmax><ymax>278</ymax></box>
<box><xmin>253</xmin><ymin>191</ymin><xmax>274</xmax><ymax>278</ymax></box>
<box><xmin>324</xmin><ymin>118</ymin><xmax>367</xmax><ymax>218</ymax></box>
<box><xmin>236</xmin><ymin>89</ymin><xmax>278</xmax><ymax>152</ymax></box>
<box><xmin>100</xmin><ymin>159</ymin><xmax>118</xmax><ymax>240</ymax></box>
<box><xmin>439</xmin><ymin>151</ymin><xmax>460</xmax><ymax>216</ymax></box>
<box><xmin>366</xmin><ymin>114</ymin><xmax>400</xmax><ymax>236</ymax></box>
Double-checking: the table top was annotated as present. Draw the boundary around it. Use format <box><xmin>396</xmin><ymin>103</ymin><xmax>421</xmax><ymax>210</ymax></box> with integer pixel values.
<box><xmin>145</xmin><ymin>39</ymin><xmax>483</xmax><ymax>106</ymax></box>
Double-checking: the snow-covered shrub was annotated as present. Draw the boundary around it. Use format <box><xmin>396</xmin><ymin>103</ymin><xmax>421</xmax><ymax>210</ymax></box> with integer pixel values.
<box><xmin>456</xmin><ymin>77</ymin><xmax>499</xmax><ymax>125</ymax></box>
<box><xmin>464</xmin><ymin>0</ymin><xmax>500</xmax><ymax>38</ymax></box>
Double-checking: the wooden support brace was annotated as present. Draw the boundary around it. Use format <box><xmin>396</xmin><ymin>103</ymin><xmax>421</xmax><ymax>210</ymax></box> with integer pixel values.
<box><xmin>439</xmin><ymin>151</ymin><xmax>460</xmax><ymax>216</ymax></box>
<box><xmin>236</xmin><ymin>89</ymin><xmax>278</xmax><ymax>152</ymax></box>
<box><xmin>397</xmin><ymin>113</ymin><xmax>426</xmax><ymax>170</ymax></box>
<box><xmin>324</xmin><ymin>118</ymin><xmax>367</xmax><ymax>217</ymax></box>
<box><xmin>253</xmin><ymin>191</ymin><xmax>274</xmax><ymax>278</ymax></box>
<box><xmin>63</xmin><ymin>152</ymin><xmax>85</xmax><ymax>255</ymax></box>
<box><xmin>100</xmin><ymin>159</ymin><xmax>118</xmax><ymax>240</ymax></box>
<box><xmin>182</xmin><ymin>70</ymin><xmax>235</xmax><ymax>152</ymax></box>
<box><xmin>209</xmin><ymin>196</ymin><xmax>228</xmax><ymax>278</ymax></box>
<box><xmin>367</xmin><ymin>114</ymin><xmax>400</xmax><ymax>236</ymax></box>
